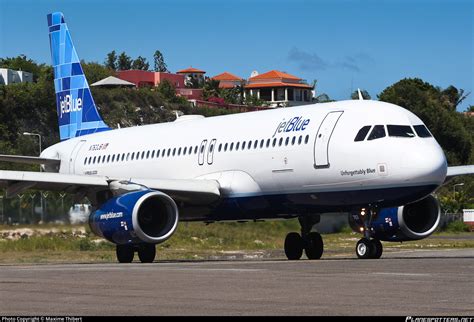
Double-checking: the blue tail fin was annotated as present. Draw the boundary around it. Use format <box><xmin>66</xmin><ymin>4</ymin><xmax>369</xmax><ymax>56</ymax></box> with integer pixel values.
<box><xmin>47</xmin><ymin>12</ymin><xmax>110</xmax><ymax>141</ymax></box>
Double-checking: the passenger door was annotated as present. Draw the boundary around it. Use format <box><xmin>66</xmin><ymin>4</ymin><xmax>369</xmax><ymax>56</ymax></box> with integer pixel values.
<box><xmin>314</xmin><ymin>111</ymin><xmax>343</xmax><ymax>168</ymax></box>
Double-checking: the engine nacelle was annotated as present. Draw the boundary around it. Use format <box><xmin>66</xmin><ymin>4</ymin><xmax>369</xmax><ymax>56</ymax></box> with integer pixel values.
<box><xmin>89</xmin><ymin>190</ymin><xmax>179</xmax><ymax>245</ymax></box>
<box><xmin>349</xmin><ymin>195</ymin><xmax>441</xmax><ymax>241</ymax></box>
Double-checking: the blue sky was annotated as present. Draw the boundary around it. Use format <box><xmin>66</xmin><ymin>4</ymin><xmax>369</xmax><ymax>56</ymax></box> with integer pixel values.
<box><xmin>1</xmin><ymin>0</ymin><xmax>473</xmax><ymax>110</ymax></box>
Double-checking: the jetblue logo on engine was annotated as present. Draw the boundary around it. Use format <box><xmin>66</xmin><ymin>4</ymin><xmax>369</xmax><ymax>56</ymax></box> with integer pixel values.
<box><xmin>59</xmin><ymin>94</ymin><xmax>82</xmax><ymax>118</ymax></box>
<box><xmin>272</xmin><ymin>116</ymin><xmax>310</xmax><ymax>137</ymax></box>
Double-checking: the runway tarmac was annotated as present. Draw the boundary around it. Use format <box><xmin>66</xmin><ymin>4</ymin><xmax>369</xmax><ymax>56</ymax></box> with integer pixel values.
<box><xmin>0</xmin><ymin>248</ymin><xmax>473</xmax><ymax>316</ymax></box>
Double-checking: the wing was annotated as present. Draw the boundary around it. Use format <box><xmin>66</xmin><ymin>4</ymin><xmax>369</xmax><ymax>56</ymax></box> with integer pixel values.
<box><xmin>0</xmin><ymin>170</ymin><xmax>221</xmax><ymax>205</ymax></box>
<box><xmin>444</xmin><ymin>165</ymin><xmax>474</xmax><ymax>183</ymax></box>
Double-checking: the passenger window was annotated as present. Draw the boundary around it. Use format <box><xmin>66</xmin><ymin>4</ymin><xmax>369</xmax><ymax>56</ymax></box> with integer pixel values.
<box><xmin>194</xmin><ymin>146</ymin><xmax>198</xmax><ymax>154</ymax></box>
<box><xmin>354</xmin><ymin>126</ymin><xmax>372</xmax><ymax>142</ymax></box>
<box><xmin>236</xmin><ymin>142</ymin><xmax>240</xmax><ymax>151</ymax></box>
<box><xmin>112</xmin><ymin>155</ymin><xmax>115</xmax><ymax>162</ymax></box>
<box><xmin>173</xmin><ymin>148</ymin><xmax>176</xmax><ymax>156</ymax></box>
<box><xmin>224</xmin><ymin>143</ymin><xmax>228</xmax><ymax>152</ymax></box>
<box><xmin>254</xmin><ymin>140</ymin><xmax>258</xmax><ymax>149</ymax></box>
<box><xmin>83</xmin><ymin>158</ymin><xmax>87</xmax><ymax>165</ymax></box>
<box><xmin>242</xmin><ymin>142</ymin><xmax>246</xmax><ymax>150</ymax></box>
<box><xmin>146</xmin><ymin>151</ymin><xmax>150</xmax><ymax>159</ymax></box>
<box><xmin>162</xmin><ymin>149</ymin><xmax>166</xmax><ymax>157</ymax></box>
<box><xmin>387</xmin><ymin>125</ymin><xmax>415</xmax><ymax>138</ymax></box>
<box><xmin>367</xmin><ymin>125</ymin><xmax>386</xmax><ymax>140</ymax></box>
<box><xmin>167</xmin><ymin>149</ymin><xmax>171</xmax><ymax>157</ymax></box>
<box><xmin>230</xmin><ymin>143</ymin><xmax>234</xmax><ymax>151</ymax></box>
<box><xmin>298</xmin><ymin>136</ymin><xmax>302</xmax><ymax>145</ymax></box>
<box><xmin>272</xmin><ymin>138</ymin><xmax>277</xmax><ymax>147</ymax></box>
<box><xmin>131</xmin><ymin>152</ymin><xmax>135</xmax><ymax>161</ymax></box>
<box><xmin>266</xmin><ymin>139</ymin><xmax>270</xmax><ymax>147</ymax></box>
<box><xmin>178</xmin><ymin>147</ymin><xmax>182</xmax><ymax>156</ymax></box>
<box><xmin>305</xmin><ymin>135</ymin><xmax>309</xmax><ymax>144</ymax></box>
<box><xmin>414</xmin><ymin>125</ymin><xmax>432</xmax><ymax>138</ymax></box>
<box><xmin>183</xmin><ymin>147</ymin><xmax>187</xmax><ymax>155</ymax></box>
<box><xmin>107</xmin><ymin>155</ymin><xmax>111</xmax><ymax>163</ymax></box>
<box><xmin>285</xmin><ymin>137</ymin><xmax>289</xmax><ymax>146</ymax></box>
<box><xmin>279</xmin><ymin>138</ymin><xmax>283</xmax><ymax>146</ymax></box>
<box><xmin>152</xmin><ymin>150</ymin><xmax>156</xmax><ymax>158</ymax></box>
<box><xmin>218</xmin><ymin>144</ymin><xmax>222</xmax><ymax>152</ymax></box>
<box><xmin>291</xmin><ymin>137</ymin><xmax>296</xmax><ymax>145</ymax></box>
<box><xmin>259</xmin><ymin>139</ymin><xmax>264</xmax><ymax>148</ymax></box>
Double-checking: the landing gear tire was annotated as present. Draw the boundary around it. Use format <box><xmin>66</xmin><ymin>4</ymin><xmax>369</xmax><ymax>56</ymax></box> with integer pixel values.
<box><xmin>138</xmin><ymin>244</ymin><xmax>156</xmax><ymax>263</ymax></box>
<box><xmin>304</xmin><ymin>232</ymin><xmax>324</xmax><ymax>260</ymax></box>
<box><xmin>371</xmin><ymin>239</ymin><xmax>383</xmax><ymax>259</ymax></box>
<box><xmin>284</xmin><ymin>232</ymin><xmax>304</xmax><ymax>260</ymax></box>
<box><xmin>116</xmin><ymin>244</ymin><xmax>134</xmax><ymax>263</ymax></box>
<box><xmin>356</xmin><ymin>238</ymin><xmax>374</xmax><ymax>259</ymax></box>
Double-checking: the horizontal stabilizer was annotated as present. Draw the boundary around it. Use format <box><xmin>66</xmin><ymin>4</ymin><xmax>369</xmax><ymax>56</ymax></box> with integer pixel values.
<box><xmin>0</xmin><ymin>155</ymin><xmax>61</xmax><ymax>166</ymax></box>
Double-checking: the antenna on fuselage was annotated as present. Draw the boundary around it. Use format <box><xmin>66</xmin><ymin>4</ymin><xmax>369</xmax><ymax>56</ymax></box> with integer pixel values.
<box><xmin>357</xmin><ymin>88</ymin><xmax>364</xmax><ymax>100</ymax></box>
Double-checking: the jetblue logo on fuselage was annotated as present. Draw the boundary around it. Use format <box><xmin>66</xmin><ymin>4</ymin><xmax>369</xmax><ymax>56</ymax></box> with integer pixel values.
<box><xmin>59</xmin><ymin>94</ymin><xmax>82</xmax><ymax>118</ymax></box>
<box><xmin>272</xmin><ymin>116</ymin><xmax>310</xmax><ymax>137</ymax></box>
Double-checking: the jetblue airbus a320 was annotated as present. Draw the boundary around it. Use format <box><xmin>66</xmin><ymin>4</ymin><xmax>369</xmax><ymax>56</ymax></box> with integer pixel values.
<box><xmin>0</xmin><ymin>12</ymin><xmax>472</xmax><ymax>262</ymax></box>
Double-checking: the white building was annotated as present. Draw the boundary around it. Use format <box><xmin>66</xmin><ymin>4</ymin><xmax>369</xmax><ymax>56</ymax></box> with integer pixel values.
<box><xmin>0</xmin><ymin>68</ymin><xmax>33</xmax><ymax>85</ymax></box>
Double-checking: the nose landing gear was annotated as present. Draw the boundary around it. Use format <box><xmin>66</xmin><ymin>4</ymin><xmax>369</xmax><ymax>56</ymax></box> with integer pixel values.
<box><xmin>354</xmin><ymin>207</ymin><xmax>383</xmax><ymax>259</ymax></box>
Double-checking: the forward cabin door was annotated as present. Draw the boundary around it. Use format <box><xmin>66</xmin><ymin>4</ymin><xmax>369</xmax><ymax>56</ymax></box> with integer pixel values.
<box><xmin>313</xmin><ymin>111</ymin><xmax>343</xmax><ymax>168</ymax></box>
<box><xmin>69</xmin><ymin>139</ymin><xmax>87</xmax><ymax>174</ymax></box>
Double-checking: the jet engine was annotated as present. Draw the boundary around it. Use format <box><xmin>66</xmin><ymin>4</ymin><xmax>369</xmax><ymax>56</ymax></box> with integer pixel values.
<box><xmin>349</xmin><ymin>195</ymin><xmax>440</xmax><ymax>241</ymax></box>
<box><xmin>89</xmin><ymin>190</ymin><xmax>179</xmax><ymax>245</ymax></box>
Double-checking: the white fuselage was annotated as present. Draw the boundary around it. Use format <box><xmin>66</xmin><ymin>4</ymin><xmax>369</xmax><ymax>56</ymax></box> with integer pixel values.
<box><xmin>41</xmin><ymin>100</ymin><xmax>447</xmax><ymax>220</ymax></box>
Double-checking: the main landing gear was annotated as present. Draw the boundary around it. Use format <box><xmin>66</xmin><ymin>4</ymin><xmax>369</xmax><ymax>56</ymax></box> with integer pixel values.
<box><xmin>354</xmin><ymin>207</ymin><xmax>383</xmax><ymax>259</ymax></box>
<box><xmin>116</xmin><ymin>244</ymin><xmax>156</xmax><ymax>263</ymax></box>
<box><xmin>284</xmin><ymin>215</ymin><xmax>324</xmax><ymax>260</ymax></box>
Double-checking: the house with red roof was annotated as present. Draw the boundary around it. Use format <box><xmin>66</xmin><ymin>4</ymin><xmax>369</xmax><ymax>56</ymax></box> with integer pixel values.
<box><xmin>211</xmin><ymin>72</ymin><xmax>244</xmax><ymax>89</ymax></box>
<box><xmin>244</xmin><ymin>70</ymin><xmax>314</xmax><ymax>107</ymax></box>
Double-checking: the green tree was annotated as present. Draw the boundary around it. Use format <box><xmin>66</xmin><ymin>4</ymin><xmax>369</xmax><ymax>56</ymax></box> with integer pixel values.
<box><xmin>105</xmin><ymin>50</ymin><xmax>117</xmax><ymax>70</ymax></box>
<box><xmin>117</xmin><ymin>52</ymin><xmax>132</xmax><ymax>70</ymax></box>
<box><xmin>350</xmin><ymin>89</ymin><xmax>371</xmax><ymax>100</ymax></box>
<box><xmin>378</xmin><ymin>78</ymin><xmax>473</xmax><ymax>165</ymax></box>
<box><xmin>153</xmin><ymin>50</ymin><xmax>168</xmax><ymax>72</ymax></box>
<box><xmin>244</xmin><ymin>94</ymin><xmax>265</xmax><ymax>107</ymax></box>
<box><xmin>132</xmin><ymin>56</ymin><xmax>150</xmax><ymax>71</ymax></box>
<box><xmin>441</xmin><ymin>85</ymin><xmax>470</xmax><ymax>111</ymax></box>
<box><xmin>81</xmin><ymin>61</ymin><xmax>114</xmax><ymax>84</ymax></box>
<box><xmin>202</xmin><ymin>79</ymin><xmax>221</xmax><ymax>100</ymax></box>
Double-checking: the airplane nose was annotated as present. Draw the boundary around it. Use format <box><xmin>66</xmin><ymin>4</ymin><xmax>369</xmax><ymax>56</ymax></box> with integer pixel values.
<box><xmin>403</xmin><ymin>142</ymin><xmax>447</xmax><ymax>184</ymax></box>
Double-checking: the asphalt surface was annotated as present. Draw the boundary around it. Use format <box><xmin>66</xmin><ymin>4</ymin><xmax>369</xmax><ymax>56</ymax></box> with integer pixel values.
<box><xmin>0</xmin><ymin>249</ymin><xmax>473</xmax><ymax>316</ymax></box>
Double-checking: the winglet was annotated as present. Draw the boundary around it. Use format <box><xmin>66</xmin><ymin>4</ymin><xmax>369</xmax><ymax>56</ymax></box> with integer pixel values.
<box><xmin>358</xmin><ymin>88</ymin><xmax>363</xmax><ymax>100</ymax></box>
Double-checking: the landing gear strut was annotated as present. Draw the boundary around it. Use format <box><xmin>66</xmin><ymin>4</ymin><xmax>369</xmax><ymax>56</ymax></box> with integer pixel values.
<box><xmin>284</xmin><ymin>215</ymin><xmax>324</xmax><ymax>260</ymax></box>
<box><xmin>116</xmin><ymin>244</ymin><xmax>156</xmax><ymax>263</ymax></box>
<box><xmin>354</xmin><ymin>207</ymin><xmax>383</xmax><ymax>259</ymax></box>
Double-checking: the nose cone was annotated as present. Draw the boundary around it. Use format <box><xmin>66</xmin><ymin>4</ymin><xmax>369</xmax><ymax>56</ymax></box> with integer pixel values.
<box><xmin>403</xmin><ymin>141</ymin><xmax>447</xmax><ymax>185</ymax></box>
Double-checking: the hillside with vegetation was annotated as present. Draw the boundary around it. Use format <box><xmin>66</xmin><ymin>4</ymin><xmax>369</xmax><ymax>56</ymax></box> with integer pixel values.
<box><xmin>0</xmin><ymin>54</ymin><xmax>473</xmax><ymax>223</ymax></box>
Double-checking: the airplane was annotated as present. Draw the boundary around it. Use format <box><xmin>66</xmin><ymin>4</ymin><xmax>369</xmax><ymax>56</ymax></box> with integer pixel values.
<box><xmin>0</xmin><ymin>12</ymin><xmax>473</xmax><ymax>263</ymax></box>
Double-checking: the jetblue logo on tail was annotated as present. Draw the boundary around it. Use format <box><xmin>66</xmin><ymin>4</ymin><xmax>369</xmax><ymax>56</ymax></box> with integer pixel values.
<box><xmin>60</xmin><ymin>95</ymin><xmax>82</xmax><ymax>118</ymax></box>
<box><xmin>48</xmin><ymin>12</ymin><xmax>110</xmax><ymax>141</ymax></box>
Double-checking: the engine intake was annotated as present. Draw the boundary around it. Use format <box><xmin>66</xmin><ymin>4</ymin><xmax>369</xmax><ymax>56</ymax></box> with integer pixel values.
<box><xmin>89</xmin><ymin>190</ymin><xmax>179</xmax><ymax>244</ymax></box>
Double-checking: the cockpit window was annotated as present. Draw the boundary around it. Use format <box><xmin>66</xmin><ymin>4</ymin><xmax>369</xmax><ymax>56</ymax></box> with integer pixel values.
<box><xmin>354</xmin><ymin>126</ymin><xmax>372</xmax><ymax>142</ymax></box>
<box><xmin>367</xmin><ymin>125</ymin><xmax>386</xmax><ymax>140</ymax></box>
<box><xmin>413</xmin><ymin>125</ymin><xmax>432</xmax><ymax>138</ymax></box>
<box><xmin>387</xmin><ymin>125</ymin><xmax>415</xmax><ymax>138</ymax></box>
